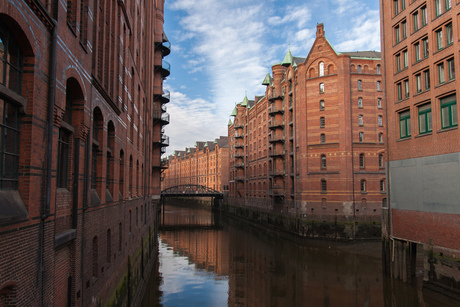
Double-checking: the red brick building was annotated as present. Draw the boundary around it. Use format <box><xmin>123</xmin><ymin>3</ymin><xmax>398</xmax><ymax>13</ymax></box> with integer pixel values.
<box><xmin>229</xmin><ymin>24</ymin><xmax>385</xmax><ymax>237</ymax></box>
<box><xmin>380</xmin><ymin>0</ymin><xmax>460</xmax><ymax>295</ymax></box>
<box><xmin>162</xmin><ymin>137</ymin><xmax>229</xmax><ymax>192</ymax></box>
<box><xmin>0</xmin><ymin>0</ymin><xmax>169</xmax><ymax>305</ymax></box>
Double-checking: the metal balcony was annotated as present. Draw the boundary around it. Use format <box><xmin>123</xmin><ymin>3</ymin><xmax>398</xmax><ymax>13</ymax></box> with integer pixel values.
<box><xmin>156</xmin><ymin>60</ymin><xmax>170</xmax><ymax>78</ymax></box>
<box><xmin>268</xmin><ymin>134</ymin><xmax>285</xmax><ymax>143</ymax></box>
<box><xmin>269</xmin><ymin>169</ymin><xmax>285</xmax><ymax>177</ymax></box>
<box><xmin>268</xmin><ymin>91</ymin><xmax>284</xmax><ymax>101</ymax></box>
<box><xmin>161</xmin><ymin>40</ymin><xmax>171</xmax><ymax>57</ymax></box>
<box><xmin>162</xmin><ymin>90</ymin><xmax>170</xmax><ymax>103</ymax></box>
<box><xmin>234</xmin><ymin>132</ymin><xmax>243</xmax><ymax>138</ymax></box>
<box><xmin>234</xmin><ymin>162</ymin><xmax>245</xmax><ymax>168</ymax></box>
<box><xmin>161</xmin><ymin>135</ymin><xmax>170</xmax><ymax>147</ymax></box>
<box><xmin>268</xmin><ymin>105</ymin><xmax>284</xmax><ymax>115</ymax></box>
<box><xmin>269</xmin><ymin>149</ymin><xmax>285</xmax><ymax>157</ymax></box>
<box><xmin>268</xmin><ymin>120</ymin><xmax>284</xmax><ymax>129</ymax></box>
<box><xmin>235</xmin><ymin>143</ymin><xmax>244</xmax><ymax>148</ymax></box>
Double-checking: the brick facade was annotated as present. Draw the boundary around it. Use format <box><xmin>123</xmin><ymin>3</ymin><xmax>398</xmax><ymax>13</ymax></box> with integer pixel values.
<box><xmin>161</xmin><ymin>137</ymin><xmax>229</xmax><ymax>192</ymax></box>
<box><xmin>228</xmin><ymin>24</ymin><xmax>385</xmax><ymax>227</ymax></box>
<box><xmin>381</xmin><ymin>0</ymin><xmax>460</xmax><ymax>294</ymax></box>
<box><xmin>0</xmin><ymin>0</ymin><xmax>169</xmax><ymax>305</ymax></box>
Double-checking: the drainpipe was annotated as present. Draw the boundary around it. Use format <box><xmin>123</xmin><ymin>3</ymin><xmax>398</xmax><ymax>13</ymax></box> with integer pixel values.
<box><xmin>40</xmin><ymin>1</ymin><xmax>58</xmax><ymax>306</ymax></box>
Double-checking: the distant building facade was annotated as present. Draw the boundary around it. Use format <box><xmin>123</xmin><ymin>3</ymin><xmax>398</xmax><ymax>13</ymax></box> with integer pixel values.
<box><xmin>0</xmin><ymin>0</ymin><xmax>169</xmax><ymax>305</ymax></box>
<box><xmin>228</xmin><ymin>24</ymin><xmax>385</xmax><ymax>236</ymax></box>
<box><xmin>380</xmin><ymin>0</ymin><xmax>460</xmax><ymax>295</ymax></box>
<box><xmin>162</xmin><ymin>137</ymin><xmax>229</xmax><ymax>192</ymax></box>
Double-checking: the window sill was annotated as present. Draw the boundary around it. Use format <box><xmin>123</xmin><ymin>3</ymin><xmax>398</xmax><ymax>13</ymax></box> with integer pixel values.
<box><xmin>415</xmin><ymin>131</ymin><xmax>432</xmax><ymax>138</ymax></box>
<box><xmin>437</xmin><ymin>126</ymin><xmax>458</xmax><ymax>134</ymax></box>
<box><xmin>397</xmin><ymin>137</ymin><xmax>411</xmax><ymax>142</ymax></box>
<box><xmin>435</xmin><ymin>78</ymin><xmax>455</xmax><ymax>89</ymax></box>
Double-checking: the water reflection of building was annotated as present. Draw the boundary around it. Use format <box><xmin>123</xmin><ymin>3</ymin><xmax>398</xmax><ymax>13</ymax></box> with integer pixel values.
<box><xmin>160</xmin><ymin>230</ymin><xmax>229</xmax><ymax>276</ymax></box>
<box><xmin>161</xmin><ymin>136</ymin><xmax>229</xmax><ymax>192</ymax></box>
<box><xmin>227</xmin><ymin>220</ymin><xmax>384</xmax><ymax>306</ymax></box>
<box><xmin>380</xmin><ymin>0</ymin><xmax>460</xmax><ymax>298</ymax></box>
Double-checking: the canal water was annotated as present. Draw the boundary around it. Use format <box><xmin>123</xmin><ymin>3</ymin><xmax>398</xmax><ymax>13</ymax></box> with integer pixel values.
<box><xmin>141</xmin><ymin>201</ymin><xmax>458</xmax><ymax>306</ymax></box>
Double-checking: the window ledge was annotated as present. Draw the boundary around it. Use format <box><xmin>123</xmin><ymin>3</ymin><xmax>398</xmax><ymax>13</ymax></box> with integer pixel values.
<box><xmin>397</xmin><ymin>137</ymin><xmax>412</xmax><ymax>142</ymax></box>
<box><xmin>438</xmin><ymin>126</ymin><xmax>458</xmax><ymax>134</ymax></box>
<box><xmin>0</xmin><ymin>190</ymin><xmax>28</xmax><ymax>225</ymax></box>
<box><xmin>415</xmin><ymin>132</ymin><xmax>432</xmax><ymax>138</ymax></box>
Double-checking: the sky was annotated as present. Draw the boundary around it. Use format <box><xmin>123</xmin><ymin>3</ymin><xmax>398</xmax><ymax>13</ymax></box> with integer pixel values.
<box><xmin>162</xmin><ymin>0</ymin><xmax>381</xmax><ymax>156</ymax></box>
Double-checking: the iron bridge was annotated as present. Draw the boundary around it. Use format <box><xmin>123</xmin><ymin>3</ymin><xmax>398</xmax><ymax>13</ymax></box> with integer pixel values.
<box><xmin>161</xmin><ymin>184</ymin><xmax>223</xmax><ymax>199</ymax></box>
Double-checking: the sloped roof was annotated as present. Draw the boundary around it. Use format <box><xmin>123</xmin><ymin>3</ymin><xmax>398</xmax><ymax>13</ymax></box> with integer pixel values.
<box><xmin>339</xmin><ymin>51</ymin><xmax>381</xmax><ymax>59</ymax></box>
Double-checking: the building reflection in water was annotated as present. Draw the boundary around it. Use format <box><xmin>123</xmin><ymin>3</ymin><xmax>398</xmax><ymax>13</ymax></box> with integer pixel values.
<box><xmin>143</xmin><ymin>203</ymin><xmax>458</xmax><ymax>306</ymax></box>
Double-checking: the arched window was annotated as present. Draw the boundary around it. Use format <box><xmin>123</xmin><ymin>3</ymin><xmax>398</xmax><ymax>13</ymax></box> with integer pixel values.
<box><xmin>91</xmin><ymin>108</ymin><xmax>103</xmax><ymax>204</ymax></box>
<box><xmin>380</xmin><ymin>179</ymin><xmax>386</xmax><ymax>192</ymax></box>
<box><xmin>376</xmin><ymin>64</ymin><xmax>381</xmax><ymax>74</ymax></box>
<box><xmin>320</xmin><ymin>100</ymin><xmax>325</xmax><ymax>110</ymax></box>
<box><xmin>358</xmin><ymin>97</ymin><xmax>363</xmax><ymax>108</ymax></box>
<box><xmin>321</xmin><ymin>155</ymin><xmax>326</xmax><ymax>169</ymax></box>
<box><xmin>129</xmin><ymin>155</ymin><xmax>133</xmax><ymax>196</ymax></box>
<box><xmin>0</xmin><ymin>21</ymin><xmax>24</xmax><ymax>190</ymax></box>
<box><xmin>321</xmin><ymin>179</ymin><xmax>327</xmax><ymax>193</ymax></box>
<box><xmin>359</xmin><ymin>132</ymin><xmax>364</xmax><ymax>142</ymax></box>
<box><xmin>358</xmin><ymin>80</ymin><xmax>362</xmax><ymax>90</ymax></box>
<box><xmin>357</xmin><ymin>65</ymin><xmax>362</xmax><ymax>73</ymax></box>
<box><xmin>379</xmin><ymin>154</ymin><xmax>384</xmax><ymax>168</ymax></box>
<box><xmin>320</xmin><ymin>133</ymin><xmax>326</xmax><ymax>143</ymax></box>
<box><xmin>106</xmin><ymin>121</ymin><xmax>115</xmax><ymax>200</ymax></box>
<box><xmin>359</xmin><ymin>153</ymin><xmax>365</xmax><ymax>168</ymax></box>
<box><xmin>319</xmin><ymin>83</ymin><xmax>325</xmax><ymax>93</ymax></box>
<box><xmin>319</xmin><ymin>62</ymin><xmax>325</xmax><ymax>77</ymax></box>
<box><xmin>119</xmin><ymin>150</ymin><xmax>124</xmax><ymax>200</ymax></box>
<box><xmin>320</xmin><ymin>117</ymin><xmax>325</xmax><ymax>128</ymax></box>
<box><xmin>359</xmin><ymin>115</ymin><xmax>364</xmax><ymax>126</ymax></box>
<box><xmin>360</xmin><ymin>180</ymin><xmax>366</xmax><ymax>193</ymax></box>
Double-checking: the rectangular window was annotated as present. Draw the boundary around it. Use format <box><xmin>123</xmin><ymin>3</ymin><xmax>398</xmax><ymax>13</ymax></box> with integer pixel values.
<box><xmin>415</xmin><ymin>43</ymin><xmax>420</xmax><ymax>62</ymax></box>
<box><xmin>422</xmin><ymin>37</ymin><xmax>429</xmax><ymax>58</ymax></box>
<box><xmin>57</xmin><ymin>129</ymin><xmax>70</xmax><ymax>188</ymax></box>
<box><xmin>403</xmin><ymin>50</ymin><xmax>408</xmax><ymax>68</ymax></box>
<box><xmin>436</xmin><ymin>29</ymin><xmax>443</xmax><ymax>50</ymax></box>
<box><xmin>397</xmin><ymin>82</ymin><xmax>402</xmax><ymax>100</ymax></box>
<box><xmin>413</xmin><ymin>12</ymin><xmax>419</xmax><ymax>31</ymax></box>
<box><xmin>445</xmin><ymin>0</ymin><xmax>451</xmax><ymax>10</ymax></box>
<box><xmin>421</xmin><ymin>6</ymin><xmax>427</xmax><ymax>26</ymax></box>
<box><xmin>438</xmin><ymin>62</ymin><xmax>445</xmax><ymax>84</ymax></box>
<box><xmin>435</xmin><ymin>0</ymin><xmax>442</xmax><ymax>16</ymax></box>
<box><xmin>424</xmin><ymin>69</ymin><xmax>431</xmax><ymax>89</ymax></box>
<box><xmin>416</xmin><ymin>73</ymin><xmax>422</xmax><ymax>93</ymax></box>
<box><xmin>399</xmin><ymin>110</ymin><xmax>411</xmax><ymax>138</ymax></box>
<box><xmin>441</xmin><ymin>94</ymin><xmax>458</xmax><ymax>129</ymax></box>
<box><xmin>446</xmin><ymin>23</ymin><xmax>453</xmax><ymax>45</ymax></box>
<box><xmin>378</xmin><ymin>98</ymin><xmax>382</xmax><ymax>108</ymax></box>
<box><xmin>379</xmin><ymin>133</ymin><xmax>384</xmax><ymax>143</ymax></box>
<box><xmin>358</xmin><ymin>97</ymin><xmax>363</xmax><ymax>108</ymax></box>
<box><xmin>359</xmin><ymin>115</ymin><xmax>363</xmax><ymax>126</ymax></box>
<box><xmin>378</xmin><ymin>115</ymin><xmax>383</xmax><ymax>126</ymax></box>
<box><xmin>402</xmin><ymin>21</ymin><xmax>407</xmax><ymax>39</ymax></box>
<box><xmin>394</xmin><ymin>0</ymin><xmax>399</xmax><ymax>15</ymax></box>
<box><xmin>404</xmin><ymin>79</ymin><xmax>409</xmax><ymax>98</ymax></box>
<box><xmin>448</xmin><ymin>58</ymin><xmax>455</xmax><ymax>80</ymax></box>
<box><xmin>377</xmin><ymin>81</ymin><xmax>381</xmax><ymax>91</ymax></box>
<box><xmin>396</xmin><ymin>54</ymin><xmax>401</xmax><ymax>71</ymax></box>
<box><xmin>395</xmin><ymin>25</ymin><xmax>400</xmax><ymax>43</ymax></box>
<box><xmin>418</xmin><ymin>103</ymin><xmax>432</xmax><ymax>134</ymax></box>
<box><xmin>0</xmin><ymin>100</ymin><xmax>21</xmax><ymax>190</ymax></box>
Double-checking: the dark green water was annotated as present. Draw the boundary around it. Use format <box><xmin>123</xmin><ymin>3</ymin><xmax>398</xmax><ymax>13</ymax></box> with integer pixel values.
<box><xmin>141</xmin><ymin>201</ymin><xmax>458</xmax><ymax>306</ymax></box>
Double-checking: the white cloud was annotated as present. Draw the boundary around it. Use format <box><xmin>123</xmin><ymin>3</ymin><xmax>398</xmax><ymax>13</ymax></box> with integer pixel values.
<box><xmin>333</xmin><ymin>0</ymin><xmax>362</xmax><ymax>15</ymax></box>
<box><xmin>334</xmin><ymin>10</ymin><xmax>381</xmax><ymax>52</ymax></box>
<box><xmin>163</xmin><ymin>88</ymin><xmax>229</xmax><ymax>155</ymax></box>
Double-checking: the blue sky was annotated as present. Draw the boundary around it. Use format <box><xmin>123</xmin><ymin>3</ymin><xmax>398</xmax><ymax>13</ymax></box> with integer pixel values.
<box><xmin>162</xmin><ymin>0</ymin><xmax>381</xmax><ymax>156</ymax></box>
